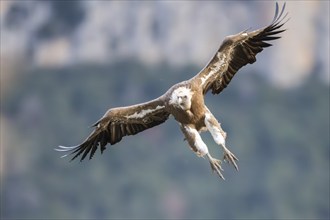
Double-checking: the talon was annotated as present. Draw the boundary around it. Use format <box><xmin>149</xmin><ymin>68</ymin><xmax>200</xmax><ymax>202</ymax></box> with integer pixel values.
<box><xmin>223</xmin><ymin>148</ymin><xmax>239</xmax><ymax>171</ymax></box>
<box><xmin>206</xmin><ymin>154</ymin><xmax>225</xmax><ymax>180</ymax></box>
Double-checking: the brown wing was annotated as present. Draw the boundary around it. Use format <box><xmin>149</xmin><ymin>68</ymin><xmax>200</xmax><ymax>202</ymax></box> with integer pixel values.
<box><xmin>196</xmin><ymin>2</ymin><xmax>288</xmax><ymax>95</ymax></box>
<box><xmin>55</xmin><ymin>97</ymin><xmax>170</xmax><ymax>161</ymax></box>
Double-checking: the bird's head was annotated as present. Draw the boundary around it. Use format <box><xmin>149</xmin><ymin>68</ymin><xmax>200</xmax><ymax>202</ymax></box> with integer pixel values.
<box><xmin>170</xmin><ymin>87</ymin><xmax>193</xmax><ymax>111</ymax></box>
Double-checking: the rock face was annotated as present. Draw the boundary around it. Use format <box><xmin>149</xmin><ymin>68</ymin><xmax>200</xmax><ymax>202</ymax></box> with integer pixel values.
<box><xmin>1</xmin><ymin>1</ymin><xmax>329</xmax><ymax>87</ymax></box>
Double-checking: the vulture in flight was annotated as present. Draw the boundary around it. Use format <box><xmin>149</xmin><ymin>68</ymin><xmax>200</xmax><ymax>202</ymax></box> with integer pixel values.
<box><xmin>56</xmin><ymin>3</ymin><xmax>288</xmax><ymax>179</ymax></box>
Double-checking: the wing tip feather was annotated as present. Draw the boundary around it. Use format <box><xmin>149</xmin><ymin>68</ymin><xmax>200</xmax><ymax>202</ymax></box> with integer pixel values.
<box><xmin>272</xmin><ymin>2</ymin><xmax>286</xmax><ymax>24</ymax></box>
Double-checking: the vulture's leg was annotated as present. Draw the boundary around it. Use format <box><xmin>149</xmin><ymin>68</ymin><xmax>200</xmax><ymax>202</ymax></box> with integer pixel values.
<box><xmin>180</xmin><ymin>124</ymin><xmax>225</xmax><ymax>179</ymax></box>
<box><xmin>204</xmin><ymin>110</ymin><xmax>239</xmax><ymax>171</ymax></box>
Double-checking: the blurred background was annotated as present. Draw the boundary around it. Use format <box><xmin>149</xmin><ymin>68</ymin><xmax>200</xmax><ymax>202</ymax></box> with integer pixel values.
<box><xmin>1</xmin><ymin>1</ymin><xmax>329</xmax><ymax>219</ymax></box>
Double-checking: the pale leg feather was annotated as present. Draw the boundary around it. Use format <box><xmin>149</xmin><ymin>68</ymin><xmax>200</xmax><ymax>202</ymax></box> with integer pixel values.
<box><xmin>180</xmin><ymin>124</ymin><xmax>225</xmax><ymax>179</ymax></box>
<box><xmin>204</xmin><ymin>110</ymin><xmax>239</xmax><ymax>171</ymax></box>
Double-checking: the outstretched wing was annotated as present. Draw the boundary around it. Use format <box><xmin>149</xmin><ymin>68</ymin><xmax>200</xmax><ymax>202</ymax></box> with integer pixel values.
<box><xmin>55</xmin><ymin>97</ymin><xmax>170</xmax><ymax>161</ymax></box>
<box><xmin>196</xmin><ymin>2</ymin><xmax>288</xmax><ymax>95</ymax></box>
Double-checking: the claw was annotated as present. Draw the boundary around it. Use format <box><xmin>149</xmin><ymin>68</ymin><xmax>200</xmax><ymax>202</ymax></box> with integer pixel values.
<box><xmin>206</xmin><ymin>153</ymin><xmax>225</xmax><ymax>180</ymax></box>
<box><xmin>223</xmin><ymin>148</ymin><xmax>239</xmax><ymax>171</ymax></box>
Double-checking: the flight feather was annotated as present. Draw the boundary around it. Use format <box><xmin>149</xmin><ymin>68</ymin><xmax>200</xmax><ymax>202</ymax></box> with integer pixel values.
<box><xmin>197</xmin><ymin>2</ymin><xmax>288</xmax><ymax>95</ymax></box>
<box><xmin>55</xmin><ymin>98</ymin><xmax>170</xmax><ymax>161</ymax></box>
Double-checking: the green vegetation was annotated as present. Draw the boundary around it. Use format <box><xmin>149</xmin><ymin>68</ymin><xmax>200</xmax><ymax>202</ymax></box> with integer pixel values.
<box><xmin>1</xmin><ymin>62</ymin><xmax>329</xmax><ymax>219</ymax></box>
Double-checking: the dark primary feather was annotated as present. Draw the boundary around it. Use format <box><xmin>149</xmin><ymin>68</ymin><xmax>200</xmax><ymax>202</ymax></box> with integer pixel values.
<box><xmin>200</xmin><ymin>2</ymin><xmax>288</xmax><ymax>95</ymax></box>
<box><xmin>55</xmin><ymin>98</ymin><xmax>170</xmax><ymax>161</ymax></box>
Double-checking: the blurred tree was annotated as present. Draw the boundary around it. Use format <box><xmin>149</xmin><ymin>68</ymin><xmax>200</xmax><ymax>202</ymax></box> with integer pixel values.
<box><xmin>1</xmin><ymin>62</ymin><xmax>329</xmax><ymax>219</ymax></box>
